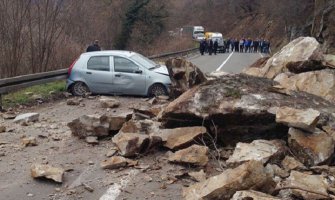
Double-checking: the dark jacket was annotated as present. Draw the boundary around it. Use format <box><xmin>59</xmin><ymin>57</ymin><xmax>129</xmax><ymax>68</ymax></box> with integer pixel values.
<box><xmin>86</xmin><ymin>44</ymin><xmax>101</xmax><ymax>52</ymax></box>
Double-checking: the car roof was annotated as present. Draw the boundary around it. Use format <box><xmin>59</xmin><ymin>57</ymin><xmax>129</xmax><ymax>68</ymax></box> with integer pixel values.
<box><xmin>81</xmin><ymin>50</ymin><xmax>137</xmax><ymax>58</ymax></box>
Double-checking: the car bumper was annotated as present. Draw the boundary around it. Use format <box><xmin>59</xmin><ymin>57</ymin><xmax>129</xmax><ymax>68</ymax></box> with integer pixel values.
<box><xmin>66</xmin><ymin>79</ymin><xmax>75</xmax><ymax>91</ymax></box>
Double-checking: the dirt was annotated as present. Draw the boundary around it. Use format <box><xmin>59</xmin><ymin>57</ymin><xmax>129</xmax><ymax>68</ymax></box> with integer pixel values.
<box><xmin>0</xmin><ymin>96</ymin><xmax>219</xmax><ymax>200</ymax></box>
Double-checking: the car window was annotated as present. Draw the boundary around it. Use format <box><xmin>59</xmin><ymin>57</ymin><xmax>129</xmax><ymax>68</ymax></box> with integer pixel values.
<box><xmin>130</xmin><ymin>53</ymin><xmax>156</xmax><ymax>69</ymax></box>
<box><xmin>87</xmin><ymin>56</ymin><xmax>110</xmax><ymax>71</ymax></box>
<box><xmin>114</xmin><ymin>56</ymin><xmax>139</xmax><ymax>73</ymax></box>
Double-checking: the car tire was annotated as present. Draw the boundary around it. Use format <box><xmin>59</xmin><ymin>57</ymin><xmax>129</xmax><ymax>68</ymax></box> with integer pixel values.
<box><xmin>148</xmin><ymin>83</ymin><xmax>167</xmax><ymax>97</ymax></box>
<box><xmin>71</xmin><ymin>82</ymin><xmax>90</xmax><ymax>96</ymax></box>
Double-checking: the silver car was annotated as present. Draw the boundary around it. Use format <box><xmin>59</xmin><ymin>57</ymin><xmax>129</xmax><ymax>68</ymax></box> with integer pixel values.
<box><xmin>66</xmin><ymin>51</ymin><xmax>171</xmax><ymax>96</ymax></box>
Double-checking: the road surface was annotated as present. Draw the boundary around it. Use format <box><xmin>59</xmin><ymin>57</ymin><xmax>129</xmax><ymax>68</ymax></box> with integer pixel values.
<box><xmin>188</xmin><ymin>51</ymin><xmax>266</xmax><ymax>74</ymax></box>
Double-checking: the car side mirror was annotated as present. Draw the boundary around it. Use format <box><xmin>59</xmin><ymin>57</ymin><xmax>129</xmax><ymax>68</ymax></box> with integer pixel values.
<box><xmin>134</xmin><ymin>69</ymin><xmax>142</xmax><ymax>74</ymax></box>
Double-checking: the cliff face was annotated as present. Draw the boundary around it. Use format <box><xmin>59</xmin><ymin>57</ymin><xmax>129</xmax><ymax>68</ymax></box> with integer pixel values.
<box><xmin>312</xmin><ymin>0</ymin><xmax>335</xmax><ymax>53</ymax></box>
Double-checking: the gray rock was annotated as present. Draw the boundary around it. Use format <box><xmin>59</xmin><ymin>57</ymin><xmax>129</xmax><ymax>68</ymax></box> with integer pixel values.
<box><xmin>100</xmin><ymin>97</ymin><xmax>120</xmax><ymax>108</ymax></box>
<box><xmin>31</xmin><ymin>164</ymin><xmax>65</xmax><ymax>183</ymax></box>
<box><xmin>85</xmin><ymin>136</ymin><xmax>99</xmax><ymax>144</ymax></box>
<box><xmin>288</xmin><ymin>128</ymin><xmax>334</xmax><ymax>166</ymax></box>
<box><xmin>14</xmin><ymin>113</ymin><xmax>39</xmax><ymax>124</ymax></box>
<box><xmin>227</xmin><ymin>140</ymin><xmax>287</xmax><ymax>166</ymax></box>
<box><xmin>183</xmin><ymin>160</ymin><xmax>273</xmax><ymax>200</ymax></box>
<box><xmin>112</xmin><ymin>132</ymin><xmax>150</xmax><ymax>157</ymax></box>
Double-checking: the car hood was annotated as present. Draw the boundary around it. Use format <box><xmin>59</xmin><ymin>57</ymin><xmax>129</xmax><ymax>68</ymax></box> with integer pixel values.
<box><xmin>152</xmin><ymin>65</ymin><xmax>169</xmax><ymax>76</ymax></box>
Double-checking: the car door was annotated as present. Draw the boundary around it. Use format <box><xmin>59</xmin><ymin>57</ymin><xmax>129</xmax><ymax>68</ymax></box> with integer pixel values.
<box><xmin>112</xmin><ymin>56</ymin><xmax>147</xmax><ymax>95</ymax></box>
<box><xmin>83</xmin><ymin>56</ymin><xmax>116</xmax><ymax>93</ymax></box>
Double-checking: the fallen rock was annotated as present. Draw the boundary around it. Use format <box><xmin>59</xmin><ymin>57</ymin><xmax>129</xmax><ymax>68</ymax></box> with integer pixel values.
<box><xmin>275</xmin><ymin>69</ymin><xmax>335</xmax><ymax>101</ymax></box>
<box><xmin>281</xmin><ymin>156</ymin><xmax>306</xmax><ymax>171</ymax></box>
<box><xmin>288</xmin><ymin>128</ymin><xmax>334</xmax><ymax>166</ymax></box>
<box><xmin>156</xmin><ymin>126</ymin><xmax>207</xmax><ymax>150</ymax></box>
<box><xmin>31</xmin><ymin>164</ymin><xmax>65</xmax><ymax>183</ymax></box>
<box><xmin>14</xmin><ymin>113</ymin><xmax>39</xmax><ymax>123</ymax></box>
<box><xmin>188</xmin><ymin>170</ymin><xmax>206</xmax><ymax>182</ymax></box>
<box><xmin>119</xmin><ymin>119</ymin><xmax>160</xmax><ymax>134</ymax></box>
<box><xmin>324</xmin><ymin>54</ymin><xmax>335</xmax><ymax>68</ymax></box>
<box><xmin>0</xmin><ymin>125</ymin><xmax>5</xmax><ymax>133</ymax></box>
<box><xmin>168</xmin><ymin>145</ymin><xmax>208</xmax><ymax>166</ymax></box>
<box><xmin>244</xmin><ymin>37</ymin><xmax>324</xmax><ymax>79</ymax></box>
<box><xmin>226</xmin><ymin>140</ymin><xmax>286</xmax><ymax>166</ymax></box>
<box><xmin>66</xmin><ymin>98</ymin><xmax>81</xmax><ymax>106</ymax></box>
<box><xmin>2</xmin><ymin>113</ymin><xmax>16</xmax><ymax>119</ymax></box>
<box><xmin>21</xmin><ymin>137</ymin><xmax>38</xmax><ymax>147</ymax></box>
<box><xmin>276</xmin><ymin>107</ymin><xmax>320</xmax><ymax>132</ymax></box>
<box><xmin>107</xmin><ymin>114</ymin><xmax>131</xmax><ymax>131</ymax></box>
<box><xmin>100</xmin><ymin>97</ymin><xmax>120</xmax><ymax>108</ymax></box>
<box><xmin>160</xmin><ymin>74</ymin><xmax>335</xmax><ymax>146</ymax></box>
<box><xmin>265</xmin><ymin>164</ymin><xmax>290</xmax><ymax>178</ymax></box>
<box><xmin>231</xmin><ymin>190</ymin><xmax>281</xmax><ymax>200</ymax></box>
<box><xmin>279</xmin><ymin>170</ymin><xmax>330</xmax><ymax>200</ymax></box>
<box><xmin>85</xmin><ymin>136</ymin><xmax>99</xmax><ymax>144</ymax></box>
<box><xmin>165</xmin><ymin>57</ymin><xmax>207</xmax><ymax>98</ymax></box>
<box><xmin>112</xmin><ymin>132</ymin><xmax>150</xmax><ymax>157</ymax></box>
<box><xmin>183</xmin><ymin>160</ymin><xmax>273</xmax><ymax>200</ymax></box>
<box><xmin>101</xmin><ymin>156</ymin><xmax>137</xmax><ymax>169</ymax></box>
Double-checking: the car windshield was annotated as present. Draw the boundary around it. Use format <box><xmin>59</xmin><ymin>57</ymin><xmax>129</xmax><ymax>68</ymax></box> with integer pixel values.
<box><xmin>130</xmin><ymin>53</ymin><xmax>157</xmax><ymax>69</ymax></box>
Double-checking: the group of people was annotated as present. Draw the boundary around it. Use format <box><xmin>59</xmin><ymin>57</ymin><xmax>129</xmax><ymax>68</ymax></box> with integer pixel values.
<box><xmin>199</xmin><ymin>39</ymin><xmax>220</xmax><ymax>55</ymax></box>
<box><xmin>226</xmin><ymin>38</ymin><xmax>271</xmax><ymax>54</ymax></box>
<box><xmin>199</xmin><ymin>38</ymin><xmax>271</xmax><ymax>55</ymax></box>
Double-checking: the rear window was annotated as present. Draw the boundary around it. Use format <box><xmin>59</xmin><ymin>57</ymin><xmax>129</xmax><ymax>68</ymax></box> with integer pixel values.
<box><xmin>87</xmin><ymin>56</ymin><xmax>110</xmax><ymax>71</ymax></box>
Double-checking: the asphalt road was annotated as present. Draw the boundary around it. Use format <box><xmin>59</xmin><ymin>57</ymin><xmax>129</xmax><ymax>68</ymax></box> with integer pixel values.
<box><xmin>188</xmin><ymin>51</ymin><xmax>267</xmax><ymax>74</ymax></box>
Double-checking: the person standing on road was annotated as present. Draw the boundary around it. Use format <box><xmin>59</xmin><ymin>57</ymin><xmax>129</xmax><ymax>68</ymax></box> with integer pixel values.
<box><xmin>226</xmin><ymin>38</ymin><xmax>231</xmax><ymax>53</ymax></box>
<box><xmin>239</xmin><ymin>38</ymin><xmax>244</xmax><ymax>53</ymax></box>
<box><xmin>234</xmin><ymin>38</ymin><xmax>239</xmax><ymax>52</ymax></box>
<box><xmin>253</xmin><ymin>39</ymin><xmax>259</xmax><ymax>53</ymax></box>
<box><xmin>213</xmin><ymin>40</ymin><xmax>218</xmax><ymax>55</ymax></box>
<box><xmin>86</xmin><ymin>40</ymin><xmax>101</xmax><ymax>52</ymax></box>
<box><xmin>208</xmin><ymin>39</ymin><xmax>213</xmax><ymax>55</ymax></box>
<box><xmin>199</xmin><ymin>39</ymin><xmax>206</xmax><ymax>55</ymax></box>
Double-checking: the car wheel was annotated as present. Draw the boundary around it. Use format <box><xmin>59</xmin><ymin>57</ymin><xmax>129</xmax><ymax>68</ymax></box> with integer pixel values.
<box><xmin>148</xmin><ymin>84</ymin><xmax>167</xmax><ymax>97</ymax></box>
<box><xmin>71</xmin><ymin>82</ymin><xmax>90</xmax><ymax>96</ymax></box>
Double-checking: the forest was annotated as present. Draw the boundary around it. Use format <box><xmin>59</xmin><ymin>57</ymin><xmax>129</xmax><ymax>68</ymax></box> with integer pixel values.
<box><xmin>0</xmin><ymin>0</ymin><xmax>333</xmax><ymax>78</ymax></box>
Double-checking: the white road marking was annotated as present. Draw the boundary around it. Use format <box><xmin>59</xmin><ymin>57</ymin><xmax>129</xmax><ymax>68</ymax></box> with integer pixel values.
<box><xmin>216</xmin><ymin>52</ymin><xmax>234</xmax><ymax>71</ymax></box>
<box><xmin>99</xmin><ymin>169</ymin><xmax>139</xmax><ymax>200</ymax></box>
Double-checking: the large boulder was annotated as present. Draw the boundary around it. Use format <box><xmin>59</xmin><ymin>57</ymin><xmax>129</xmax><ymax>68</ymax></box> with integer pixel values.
<box><xmin>68</xmin><ymin>113</ymin><xmax>131</xmax><ymax>138</ymax></box>
<box><xmin>288</xmin><ymin>128</ymin><xmax>334</xmax><ymax>166</ymax></box>
<box><xmin>165</xmin><ymin>57</ymin><xmax>207</xmax><ymax>98</ymax></box>
<box><xmin>183</xmin><ymin>160</ymin><xmax>273</xmax><ymax>200</ymax></box>
<box><xmin>226</xmin><ymin>140</ymin><xmax>287</xmax><ymax>166</ymax></box>
<box><xmin>280</xmin><ymin>170</ymin><xmax>330</xmax><ymax>200</ymax></box>
<box><xmin>160</xmin><ymin>74</ymin><xmax>335</xmax><ymax>145</ymax></box>
<box><xmin>244</xmin><ymin>37</ymin><xmax>324</xmax><ymax>79</ymax></box>
<box><xmin>274</xmin><ymin>69</ymin><xmax>335</xmax><ymax>101</ymax></box>
<box><xmin>168</xmin><ymin>144</ymin><xmax>209</xmax><ymax>166</ymax></box>
<box><xmin>275</xmin><ymin>107</ymin><xmax>320</xmax><ymax>132</ymax></box>
<box><xmin>155</xmin><ymin>126</ymin><xmax>207</xmax><ymax>150</ymax></box>
<box><xmin>112</xmin><ymin>132</ymin><xmax>150</xmax><ymax>157</ymax></box>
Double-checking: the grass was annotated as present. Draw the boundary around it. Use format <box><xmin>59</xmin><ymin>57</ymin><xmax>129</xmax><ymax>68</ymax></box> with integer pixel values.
<box><xmin>3</xmin><ymin>80</ymin><xmax>66</xmax><ymax>107</ymax></box>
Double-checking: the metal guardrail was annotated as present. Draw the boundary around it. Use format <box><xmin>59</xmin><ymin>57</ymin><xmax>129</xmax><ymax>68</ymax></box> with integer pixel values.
<box><xmin>0</xmin><ymin>48</ymin><xmax>198</xmax><ymax>109</ymax></box>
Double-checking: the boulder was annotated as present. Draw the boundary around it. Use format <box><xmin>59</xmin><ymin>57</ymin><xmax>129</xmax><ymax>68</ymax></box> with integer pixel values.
<box><xmin>288</xmin><ymin>128</ymin><xmax>334</xmax><ymax>166</ymax></box>
<box><xmin>101</xmin><ymin>156</ymin><xmax>137</xmax><ymax>169</ymax></box>
<box><xmin>188</xmin><ymin>170</ymin><xmax>206</xmax><ymax>182</ymax></box>
<box><xmin>276</xmin><ymin>107</ymin><xmax>320</xmax><ymax>132</ymax></box>
<box><xmin>68</xmin><ymin>113</ymin><xmax>131</xmax><ymax>138</ymax></box>
<box><xmin>242</xmin><ymin>57</ymin><xmax>270</xmax><ymax>76</ymax></box>
<box><xmin>66</xmin><ymin>98</ymin><xmax>81</xmax><ymax>106</ymax></box>
<box><xmin>31</xmin><ymin>164</ymin><xmax>65</xmax><ymax>183</ymax></box>
<box><xmin>231</xmin><ymin>190</ymin><xmax>281</xmax><ymax>200</ymax></box>
<box><xmin>156</xmin><ymin>126</ymin><xmax>207</xmax><ymax>150</ymax></box>
<box><xmin>281</xmin><ymin>156</ymin><xmax>306</xmax><ymax>171</ymax></box>
<box><xmin>119</xmin><ymin>119</ymin><xmax>160</xmax><ymax>135</ymax></box>
<box><xmin>112</xmin><ymin>132</ymin><xmax>150</xmax><ymax>157</ymax></box>
<box><xmin>68</xmin><ymin>114</ymin><xmax>109</xmax><ymax>138</ymax></box>
<box><xmin>265</xmin><ymin>164</ymin><xmax>290</xmax><ymax>178</ymax></box>
<box><xmin>183</xmin><ymin>160</ymin><xmax>272</xmax><ymax>200</ymax></box>
<box><xmin>275</xmin><ymin>69</ymin><xmax>335</xmax><ymax>101</ymax></box>
<box><xmin>168</xmin><ymin>145</ymin><xmax>209</xmax><ymax>166</ymax></box>
<box><xmin>99</xmin><ymin>97</ymin><xmax>120</xmax><ymax>108</ymax></box>
<box><xmin>14</xmin><ymin>113</ymin><xmax>39</xmax><ymax>123</ymax></box>
<box><xmin>21</xmin><ymin>137</ymin><xmax>38</xmax><ymax>147</ymax></box>
<box><xmin>160</xmin><ymin>74</ymin><xmax>335</xmax><ymax>146</ymax></box>
<box><xmin>244</xmin><ymin>37</ymin><xmax>324</xmax><ymax>79</ymax></box>
<box><xmin>227</xmin><ymin>140</ymin><xmax>287</xmax><ymax>166</ymax></box>
<box><xmin>280</xmin><ymin>171</ymin><xmax>330</xmax><ymax>200</ymax></box>
<box><xmin>165</xmin><ymin>57</ymin><xmax>207</xmax><ymax>98</ymax></box>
